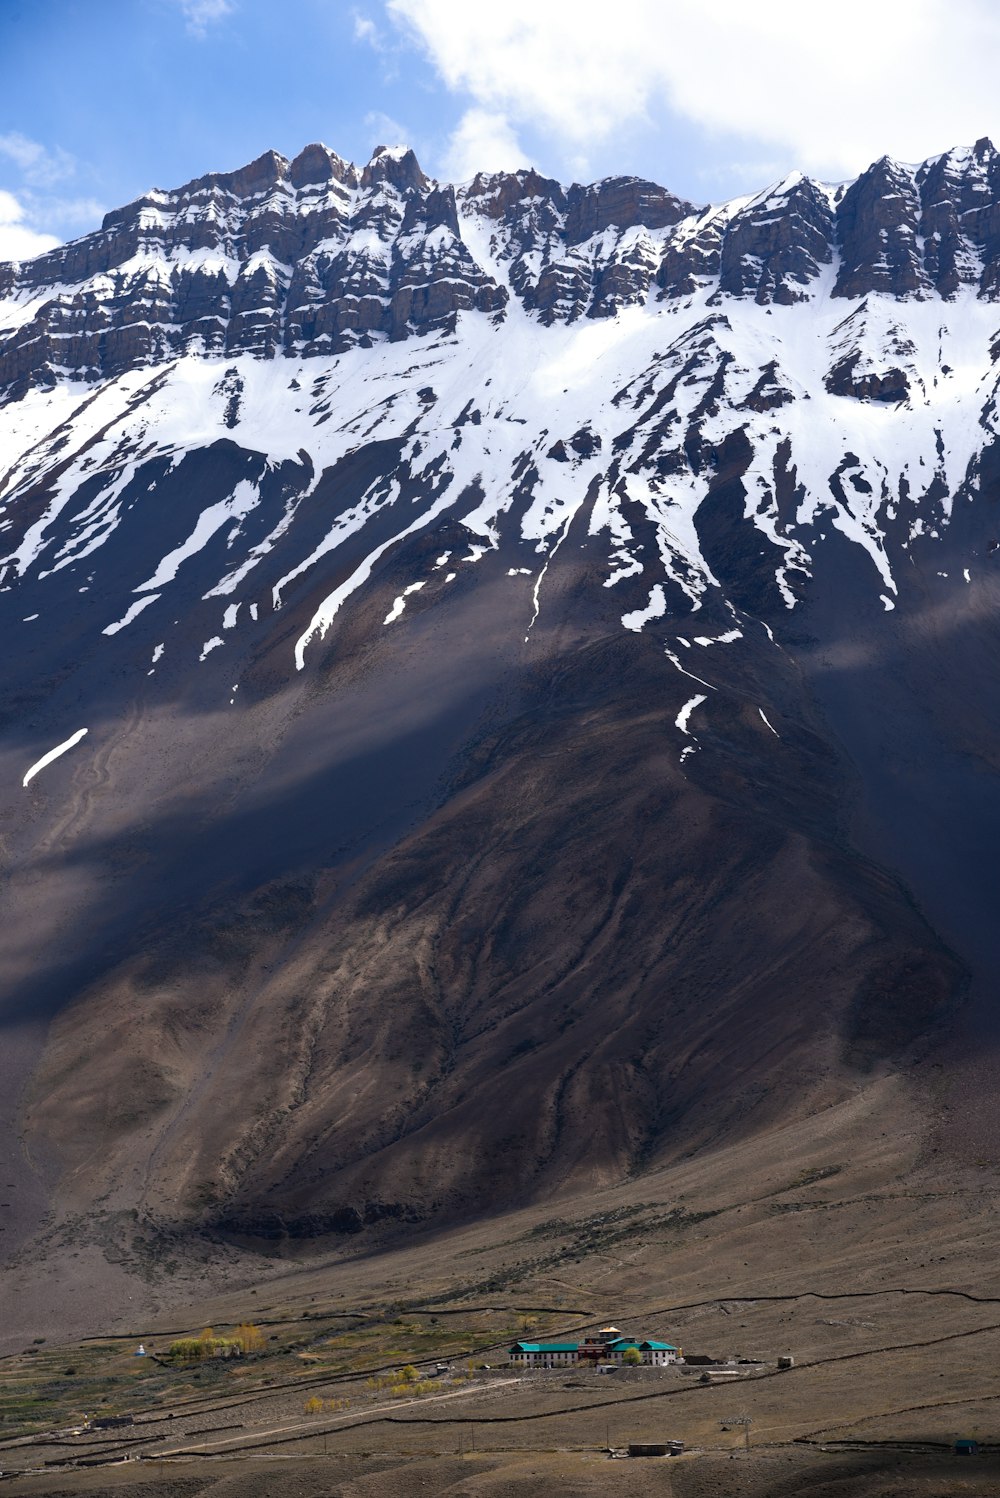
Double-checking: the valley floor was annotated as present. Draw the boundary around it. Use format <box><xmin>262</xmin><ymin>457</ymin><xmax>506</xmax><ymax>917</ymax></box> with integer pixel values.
<box><xmin>3</xmin><ymin>1071</ymin><xmax>1000</xmax><ymax>1495</ymax></box>
<box><xmin>6</xmin><ymin>1448</ymin><xmax>1000</xmax><ymax>1498</ymax></box>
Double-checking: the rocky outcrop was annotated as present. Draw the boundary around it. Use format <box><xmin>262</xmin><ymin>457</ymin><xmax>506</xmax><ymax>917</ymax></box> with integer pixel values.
<box><xmin>460</xmin><ymin>170</ymin><xmax>692</xmax><ymax>323</ymax></box>
<box><xmin>834</xmin><ymin>156</ymin><xmax>931</xmax><ymax>300</ymax></box>
<box><xmin>563</xmin><ymin>175</ymin><xmax>691</xmax><ymax>243</ymax></box>
<box><xmin>830</xmin><ymin>141</ymin><xmax>1000</xmax><ymax>303</ymax></box>
<box><xmin>0</xmin><ymin>144</ymin><xmax>504</xmax><ymax>390</ymax></box>
<box><xmin>916</xmin><ymin>138</ymin><xmax>1000</xmax><ymax>300</ymax></box>
<box><xmin>656</xmin><ymin>210</ymin><xmax>724</xmax><ymax>298</ymax></box>
<box><xmin>825</xmin><ymin>354</ymin><xmax>911</xmax><ymax>402</ymax></box>
<box><xmin>717</xmin><ymin>174</ymin><xmax>834</xmax><ymax>303</ymax></box>
<box><xmin>823</xmin><ymin>302</ymin><xmax>919</xmax><ymax>403</ymax></box>
<box><xmin>10</xmin><ymin>139</ymin><xmax>1000</xmax><ymax>394</ymax></box>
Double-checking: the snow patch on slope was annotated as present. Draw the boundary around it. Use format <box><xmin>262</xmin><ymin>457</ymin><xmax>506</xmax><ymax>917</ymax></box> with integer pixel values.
<box><xmin>23</xmin><ymin>728</ymin><xmax>88</xmax><ymax>787</ymax></box>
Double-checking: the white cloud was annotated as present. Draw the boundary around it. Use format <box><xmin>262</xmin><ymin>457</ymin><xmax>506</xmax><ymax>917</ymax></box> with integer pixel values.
<box><xmin>178</xmin><ymin>0</ymin><xmax>236</xmax><ymax>37</ymax></box>
<box><xmin>386</xmin><ymin>0</ymin><xmax>1000</xmax><ymax>180</ymax></box>
<box><xmin>353</xmin><ymin>11</ymin><xmax>381</xmax><ymax>47</ymax></box>
<box><xmin>444</xmin><ymin>108</ymin><xmax>528</xmax><ymax>181</ymax></box>
<box><xmin>40</xmin><ymin>197</ymin><xmax>107</xmax><ymax>232</ymax></box>
<box><xmin>697</xmin><ymin>160</ymin><xmax>788</xmax><ymax>191</ymax></box>
<box><xmin>0</xmin><ymin>190</ymin><xmax>59</xmax><ymax>262</ymax></box>
<box><xmin>0</xmin><ymin>131</ymin><xmax>102</xmax><ymax>248</ymax></box>
<box><xmin>0</xmin><ymin>133</ymin><xmax>74</xmax><ymax>188</ymax></box>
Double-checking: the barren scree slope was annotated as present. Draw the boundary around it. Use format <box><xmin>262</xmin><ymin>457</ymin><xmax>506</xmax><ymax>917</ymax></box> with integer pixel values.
<box><xmin>1</xmin><ymin>139</ymin><xmax>1000</xmax><ymax>1317</ymax></box>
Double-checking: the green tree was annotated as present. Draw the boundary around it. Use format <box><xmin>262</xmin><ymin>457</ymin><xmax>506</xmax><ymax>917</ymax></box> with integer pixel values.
<box><xmin>621</xmin><ymin>1347</ymin><xmax>642</xmax><ymax>1366</ymax></box>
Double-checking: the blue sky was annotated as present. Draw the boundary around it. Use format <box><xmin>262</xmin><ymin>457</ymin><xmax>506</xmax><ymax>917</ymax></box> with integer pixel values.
<box><xmin>1</xmin><ymin>0</ymin><xmax>998</xmax><ymax>257</ymax></box>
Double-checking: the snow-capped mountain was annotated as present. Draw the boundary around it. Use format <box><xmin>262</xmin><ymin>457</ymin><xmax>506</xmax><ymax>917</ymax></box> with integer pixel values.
<box><xmin>4</xmin><ymin>139</ymin><xmax>1000</xmax><ymax>678</ymax></box>
<box><xmin>1</xmin><ymin>141</ymin><xmax>998</xmax><ymax>1268</ymax></box>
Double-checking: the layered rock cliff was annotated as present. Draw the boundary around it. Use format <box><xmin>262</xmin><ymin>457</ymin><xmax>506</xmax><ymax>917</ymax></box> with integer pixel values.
<box><xmin>4</xmin><ymin>137</ymin><xmax>1000</xmax><ymax>398</ymax></box>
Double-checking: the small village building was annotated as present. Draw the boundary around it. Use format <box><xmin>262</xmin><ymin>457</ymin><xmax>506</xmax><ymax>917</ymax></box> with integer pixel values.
<box><xmin>508</xmin><ymin>1328</ymin><xmax>681</xmax><ymax>1368</ymax></box>
<box><xmin>508</xmin><ymin>1341</ymin><xmax>579</xmax><ymax>1368</ymax></box>
<box><xmin>640</xmin><ymin>1340</ymin><xmax>680</xmax><ymax>1366</ymax></box>
<box><xmin>578</xmin><ymin>1329</ymin><xmax>618</xmax><ymax>1363</ymax></box>
<box><xmin>605</xmin><ymin>1337</ymin><xmax>642</xmax><ymax>1363</ymax></box>
<box><xmin>604</xmin><ymin>1337</ymin><xmax>681</xmax><ymax>1365</ymax></box>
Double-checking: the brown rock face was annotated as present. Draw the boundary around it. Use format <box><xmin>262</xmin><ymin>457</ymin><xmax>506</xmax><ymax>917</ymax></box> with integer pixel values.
<box><xmin>360</xmin><ymin>144</ymin><xmax>429</xmax><ymax>193</ymax></box>
<box><xmin>830</xmin><ymin>140</ymin><xmax>1000</xmax><ymax>303</ymax></box>
<box><xmin>657</xmin><ymin>213</ymin><xmax>723</xmax><ymax>298</ymax></box>
<box><xmin>460</xmin><ymin>171</ymin><xmax>696</xmax><ymax>324</ymax></box>
<box><xmin>564</xmin><ymin>176</ymin><xmax>691</xmax><ymax>243</ymax></box>
<box><xmin>0</xmin><ymin>144</ymin><xmax>502</xmax><ymax>390</ymax></box>
<box><xmin>11</xmin><ymin>138</ymin><xmax>1000</xmax><ymax>399</ymax></box>
<box><xmin>718</xmin><ymin>175</ymin><xmax>834</xmax><ymax>304</ymax></box>
<box><xmin>825</xmin><ymin>355</ymin><xmax>910</xmax><ymax>403</ymax></box>
<box><xmin>835</xmin><ymin>157</ymin><xmax>932</xmax><ymax>299</ymax></box>
<box><xmin>464</xmin><ymin>167</ymin><xmax>567</xmax><ymax>222</ymax></box>
<box><xmin>288</xmin><ymin>141</ymin><xmax>354</xmax><ymax>189</ymax></box>
<box><xmin>917</xmin><ymin>138</ymin><xmax>1000</xmax><ymax>300</ymax></box>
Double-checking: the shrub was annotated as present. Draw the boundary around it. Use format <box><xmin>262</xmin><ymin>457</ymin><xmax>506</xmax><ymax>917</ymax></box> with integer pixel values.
<box><xmin>167</xmin><ymin>1327</ymin><xmax>241</xmax><ymax>1362</ymax></box>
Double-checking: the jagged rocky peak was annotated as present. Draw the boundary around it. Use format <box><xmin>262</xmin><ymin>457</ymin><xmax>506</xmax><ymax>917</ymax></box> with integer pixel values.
<box><xmin>7</xmin><ymin>144</ymin><xmax>354</xmax><ymax>303</ymax></box>
<box><xmin>717</xmin><ymin>172</ymin><xmax>835</xmax><ymax>303</ymax></box>
<box><xmin>178</xmin><ymin>145</ymin><xmax>291</xmax><ymax>200</ymax></box>
<box><xmin>8</xmin><ymin>139</ymin><xmax>1000</xmax><ymax>395</ymax></box>
<box><xmin>360</xmin><ymin>143</ymin><xmax>429</xmax><ymax>193</ymax></box>
<box><xmin>831</xmin><ymin>141</ymin><xmax>1000</xmax><ymax>302</ymax></box>
<box><xmin>460</xmin><ymin>169</ymin><xmax>696</xmax><ymax>324</ymax></box>
<box><xmin>563</xmin><ymin>175</ymin><xmax>694</xmax><ymax>243</ymax></box>
<box><xmin>917</xmin><ymin>137</ymin><xmax>1000</xmax><ymax>298</ymax></box>
<box><xmin>462</xmin><ymin>167</ymin><xmax>566</xmax><ymax>220</ymax></box>
<box><xmin>657</xmin><ymin>174</ymin><xmax>837</xmax><ymax>306</ymax></box>
<box><xmin>288</xmin><ymin>141</ymin><xmax>357</xmax><ymax>189</ymax></box>
<box><xmin>460</xmin><ymin>170</ymin><xmax>567</xmax><ymax>278</ymax></box>
<box><xmin>461</xmin><ymin>165</ymin><xmax>694</xmax><ymax>241</ymax></box>
<box><xmin>835</xmin><ymin>155</ymin><xmax>931</xmax><ymax>300</ymax></box>
<box><xmin>917</xmin><ymin>137</ymin><xmax>997</xmax><ymax>216</ymax></box>
<box><xmin>656</xmin><ymin>205</ymin><xmax>725</xmax><ymax>298</ymax></box>
<box><xmin>0</xmin><ymin>138</ymin><xmax>505</xmax><ymax>386</ymax></box>
<box><xmin>389</xmin><ymin>179</ymin><xmax>508</xmax><ymax>340</ymax></box>
<box><xmin>98</xmin><ymin>146</ymin><xmax>293</xmax><ymax>233</ymax></box>
<box><xmin>460</xmin><ymin>169</ymin><xmax>573</xmax><ymax>320</ymax></box>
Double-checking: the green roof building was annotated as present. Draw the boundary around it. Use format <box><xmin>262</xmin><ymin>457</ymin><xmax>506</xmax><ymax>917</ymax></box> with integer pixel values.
<box><xmin>508</xmin><ymin>1340</ymin><xmax>579</xmax><ymax>1366</ymax></box>
<box><xmin>509</xmin><ymin>1333</ymin><xmax>681</xmax><ymax>1367</ymax></box>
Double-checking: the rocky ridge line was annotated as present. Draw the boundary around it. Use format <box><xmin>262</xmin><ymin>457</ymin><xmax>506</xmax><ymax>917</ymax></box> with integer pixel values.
<box><xmin>2</xmin><ymin>139</ymin><xmax>1000</xmax><ymax>394</ymax></box>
